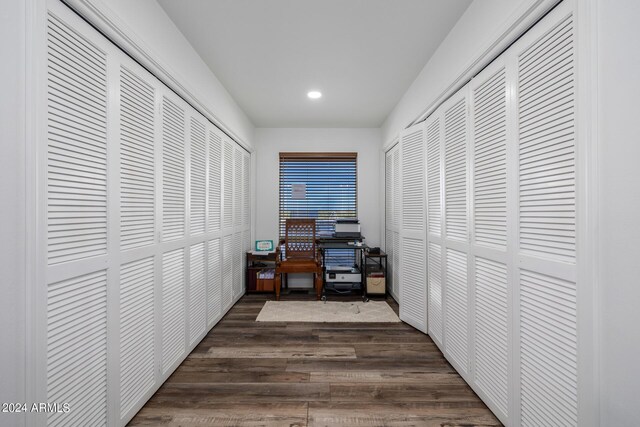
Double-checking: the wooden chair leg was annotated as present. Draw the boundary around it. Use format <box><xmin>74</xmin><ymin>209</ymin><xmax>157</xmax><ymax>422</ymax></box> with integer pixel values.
<box><xmin>275</xmin><ymin>272</ymin><xmax>281</xmax><ymax>301</ymax></box>
<box><xmin>315</xmin><ymin>271</ymin><xmax>322</xmax><ymax>300</ymax></box>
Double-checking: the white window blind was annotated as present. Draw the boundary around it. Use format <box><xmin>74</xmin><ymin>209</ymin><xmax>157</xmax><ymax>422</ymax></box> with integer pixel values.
<box><xmin>278</xmin><ymin>152</ymin><xmax>357</xmax><ymax>238</ymax></box>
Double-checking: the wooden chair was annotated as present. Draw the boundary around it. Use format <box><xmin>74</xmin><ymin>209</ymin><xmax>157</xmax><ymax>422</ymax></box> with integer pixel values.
<box><xmin>275</xmin><ymin>218</ymin><xmax>323</xmax><ymax>301</ymax></box>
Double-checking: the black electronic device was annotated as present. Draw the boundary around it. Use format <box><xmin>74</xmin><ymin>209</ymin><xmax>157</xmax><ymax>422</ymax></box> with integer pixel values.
<box><xmin>367</xmin><ymin>247</ymin><xmax>380</xmax><ymax>254</ymax></box>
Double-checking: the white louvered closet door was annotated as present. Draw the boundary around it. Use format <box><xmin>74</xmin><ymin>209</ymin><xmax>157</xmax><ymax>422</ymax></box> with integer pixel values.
<box><xmin>425</xmin><ymin>113</ymin><xmax>444</xmax><ymax>346</ymax></box>
<box><xmin>44</xmin><ymin>8</ymin><xmax>109</xmax><ymax>426</ymax></box>
<box><xmin>469</xmin><ymin>56</ymin><xmax>510</xmax><ymax>422</ymax></box>
<box><xmin>384</xmin><ymin>143</ymin><xmax>400</xmax><ymax>302</ymax></box>
<box><xmin>391</xmin><ymin>148</ymin><xmax>401</xmax><ymax>300</ymax></box>
<box><xmin>514</xmin><ymin>4</ymin><xmax>578</xmax><ymax>426</ymax></box>
<box><xmin>398</xmin><ymin>123</ymin><xmax>427</xmax><ymax>333</ymax></box>
<box><xmin>441</xmin><ymin>88</ymin><xmax>471</xmax><ymax>377</ymax></box>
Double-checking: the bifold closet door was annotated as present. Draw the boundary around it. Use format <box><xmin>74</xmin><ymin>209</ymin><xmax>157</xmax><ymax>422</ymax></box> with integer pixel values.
<box><xmin>469</xmin><ymin>56</ymin><xmax>511</xmax><ymax>422</ymax></box>
<box><xmin>420</xmin><ymin>2</ymin><xmax>582</xmax><ymax>426</ymax></box>
<box><xmin>398</xmin><ymin>123</ymin><xmax>427</xmax><ymax>333</ymax></box>
<box><xmin>39</xmin><ymin>2</ymin><xmax>250</xmax><ymax>425</ymax></box>
<box><xmin>441</xmin><ymin>87</ymin><xmax>472</xmax><ymax>377</ymax></box>
<box><xmin>384</xmin><ymin>143</ymin><xmax>400</xmax><ymax>301</ymax></box>
<box><xmin>513</xmin><ymin>4</ymin><xmax>579</xmax><ymax>425</ymax></box>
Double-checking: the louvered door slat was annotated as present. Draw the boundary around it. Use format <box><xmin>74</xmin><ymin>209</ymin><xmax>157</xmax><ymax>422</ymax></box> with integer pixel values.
<box><xmin>161</xmin><ymin>248</ymin><xmax>185</xmax><ymax>373</ymax></box>
<box><xmin>445</xmin><ymin>248</ymin><xmax>468</xmax><ymax>373</ymax></box>
<box><xmin>426</xmin><ymin>118</ymin><xmax>441</xmax><ymax>236</ymax></box>
<box><xmin>208</xmin><ymin>130</ymin><xmax>222</xmax><ymax>231</ymax></box>
<box><xmin>223</xmin><ymin>142</ymin><xmax>233</xmax><ymax>229</ymax></box>
<box><xmin>119</xmin><ymin>257</ymin><xmax>155</xmax><ymax>418</ymax></box>
<box><xmin>189</xmin><ymin>243</ymin><xmax>206</xmax><ymax>344</ymax></box>
<box><xmin>47</xmin><ymin>13</ymin><xmax>107</xmax><ymax>265</ymax></box>
<box><xmin>190</xmin><ymin>118</ymin><xmax>206</xmax><ymax>235</ymax></box>
<box><xmin>474</xmin><ymin>257</ymin><xmax>508</xmax><ymax>416</ymax></box>
<box><xmin>473</xmin><ymin>68</ymin><xmax>507</xmax><ymax>249</ymax></box>
<box><xmin>120</xmin><ymin>66</ymin><xmax>155</xmax><ymax>250</ymax></box>
<box><xmin>518</xmin><ymin>15</ymin><xmax>575</xmax><ymax>263</ymax></box>
<box><xmin>162</xmin><ymin>97</ymin><xmax>186</xmax><ymax>241</ymax></box>
<box><xmin>444</xmin><ymin>98</ymin><xmax>468</xmax><ymax>242</ymax></box>
<box><xmin>47</xmin><ymin>270</ymin><xmax>107</xmax><ymax>427</ymax></box>
<box><xmin>207</xmin><ymin>239</ymin><xmax>222</xmax><ymax>325</ymax></box>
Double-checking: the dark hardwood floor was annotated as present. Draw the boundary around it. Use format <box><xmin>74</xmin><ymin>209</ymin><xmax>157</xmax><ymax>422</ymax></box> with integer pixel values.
<box><xmin>129</xmin><ymin>292</ymin><xmax>502</xmax><ymax>426</ymax></box>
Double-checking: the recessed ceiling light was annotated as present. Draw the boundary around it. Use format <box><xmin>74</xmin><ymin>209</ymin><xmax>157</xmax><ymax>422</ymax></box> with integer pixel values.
<box><xmin>307</xmin><ymin>91</ymin><xmax>322</xmax><ymax>99</ymax></box>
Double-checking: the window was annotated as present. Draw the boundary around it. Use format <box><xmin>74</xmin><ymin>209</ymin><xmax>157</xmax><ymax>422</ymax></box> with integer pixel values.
<box><xmin>279</xmin><ymin>152</ymin><xmax>357</xmax><ymax>238</ymax></box>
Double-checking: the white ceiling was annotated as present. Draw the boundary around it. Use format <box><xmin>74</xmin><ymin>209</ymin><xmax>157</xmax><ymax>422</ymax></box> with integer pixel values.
<box><xmin>156</xmin><ymin>0</ymin><xmax>472</xmax><ymax>128</ymax></box>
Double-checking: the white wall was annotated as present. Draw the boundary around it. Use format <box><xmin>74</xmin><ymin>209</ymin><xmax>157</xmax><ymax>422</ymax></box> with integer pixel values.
<box><xmin>94</xmin><ymin>0</ymin><xmax>255</xmax><ymax>146</ymax></box>
<box><xmin>0</xmin><ymin>1</ymin><xmax>26</xmax><ymax>426</ymax></box>
<box><xmin>598</xmin><ymin>0</ymin><xmax>640</xmax><ymax>424</ymax></box>
<box><xmin>255</xmin><ymin>128</ymin><xmax>381</xmax><ymax>286</ymax></box>
<box><xmin>381</xmin><ymin>0</ymin><xmax>543</xmax><ymax>144</ymax></box>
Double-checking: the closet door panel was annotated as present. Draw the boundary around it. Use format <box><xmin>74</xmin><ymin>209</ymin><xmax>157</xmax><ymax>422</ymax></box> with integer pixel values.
<box><xmin>222</xmin><ymin>141</ymin><xmax>234</xmax><ymax>230</ymax></box>
<box><xmin>189</xmin><ymin>242</ymin><xmax>206</xmax><ymax>345</ymax></box>
<box><xmin>445</xmin><ymin>248</ymin><xmax>469</xmax><ymax>374</ymax></box>
<box><xmin>384</xmin><ymin>144</ymin><xmax>400</xmax><ymax>301</ymax></box>
<box><xmin>233</xmin><ymin>233</ymin><xmax>242</xmax><ymax>299</ymax></box>
<box><xmin>469</xmin><ymin>58</ymin><xmax>510</xmax><ymax>422</ymax></box>
<box><xmin>515</xmin><ymin>6</ymin><xmax>578</xmax><ymax>426</ymax></box>
<box><xmin>473</xmin><ymin>68</ymin><xmax>508</xmax><ymax>250</ymax></box>
<box><xmin>399</xmin><ymin>124</ymin><xmax>427</xmax><ymax>333</ymax></box>
<box><xmin>222</xmin><ymin>235</ymin><xmax>233</xmax><ymax>310</ymax></box>
<box><xmin>119</xmin><ymin>257</ymin><xmax>155</xmax><ymax>419</ymax></box>
<box><xmin>207</xmin><ymin>129</ymin><xmax>222</xmax><ymax>232</ymax></box>
<box><xmin>190</xmin><ymin>117</ymin><xmax>207</xmax><ymax>235</ymax></box>
<box><xmin>444</xmin><ymin>98</ymin><xmax>468</xmax><ymax>243</ymax></box>
<box><xmin>427</xmin><ymin>242</ymin><xmax>443</xmax><ymax>345</ymax></box>
<box><xmin>518</xmin><ymin>15</ymin><xmax>576</xmax><ymax>264</ymax></box>
<box><xmin>47</xmin><ymin>270</ymin><xmax>108</xmax><ymax>427</ymax></box>
<box><xmin>161</xmin><ymin>96</ymin><xmax>186</xmax><ymax>242</ymax></box>
<box><xmin>233</xmin><ymin>147</ymin><xmax>243</xmax><ymax>227</ymax></box>
<box><xmin>425</xmin><ymin>112</ymin><xmax>444</xmax><ymax>344</ymax></box>
<box><xmin>46</xmin><ymin>12</ymin><xmax>108</xmax><ymax>265</ymax></box>
<box><xmin>473</xmin><ymin>256</ymin><xmax>508</xmax><ymax>416</ymax></box>
<box><xmin>243</xmin><ymin>152</ymin><xmax>251</xmax><ymax>227</ymax></box>
<box><xmin>207</xmin><ymin>238</ymin><xmax>222</xmax><ymax>326</ymax></box>
<box><xmin>119</xmin><ymin>66</ymin><xmax>156</xmax><ymax>251</ymax></box>
<box><xmin>426</xmin><ymin>117</ymin><xmax>442</xmax><ymax>237</ymax></box>
<box><xmin>161</xmin><ymin>248</ymin><xmax>185</xmax><ymax>374</ymax></box>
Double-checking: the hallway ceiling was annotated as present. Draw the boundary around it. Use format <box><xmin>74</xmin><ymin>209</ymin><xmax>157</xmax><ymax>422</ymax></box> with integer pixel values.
<box><xmin>157</xmin><ymin>0</ymin><xmax>472</xmax><ymax>128</ymax></box>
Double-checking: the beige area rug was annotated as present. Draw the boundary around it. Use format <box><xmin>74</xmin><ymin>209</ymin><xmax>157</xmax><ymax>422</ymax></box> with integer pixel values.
<box><xmin>256</xmin><ymin>300</ymin><xmax>401</xmax><ymax>323</ymax></box>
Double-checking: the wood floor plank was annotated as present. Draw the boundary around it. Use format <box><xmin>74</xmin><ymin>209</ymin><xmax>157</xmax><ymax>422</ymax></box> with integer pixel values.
<box><xmin>198</xmin><ymin>345</ymin><xmax>357</xmax><ymax>359</ymax></box>
<box><xmin>127</xmin><ymin>294</ymin><xmax>502</xmax><ymax>426</ymax></box>
<box><xmin>308</xmin><ymin>402</ymin><xmax>502</xmax><ymax>427</ymax></box>
<box><xmin>130</xmin><ymin>403</ymin><xmax>308</xmax><ymax>427</ymax></box>
<box><xmin>308</xmin><ymin>371</ymin><xmax>467</xmax><ymax>385</ymax></box>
